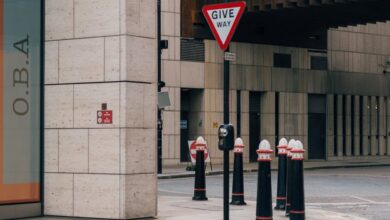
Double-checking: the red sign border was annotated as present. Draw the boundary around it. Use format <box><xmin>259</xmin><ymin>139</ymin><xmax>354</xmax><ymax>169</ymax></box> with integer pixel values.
<box><xmin>202</xmin><ymin>1</ymin><xmax>246</xmax><ymax>51</ymax></box>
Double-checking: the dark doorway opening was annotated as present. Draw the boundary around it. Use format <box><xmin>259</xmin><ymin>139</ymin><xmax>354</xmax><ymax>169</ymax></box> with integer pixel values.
<box><xmin>249</xmin><ymin>92</ymin><xmax>261</xmax><ymax>162</ymax></box>
<box><xmin>308</xmin><ymin>94</ymin><xmax>327</xmax><ymax>160</ymax></box>
<box><xmin>180</xmin><ymin>89</ymin><xmax>203</xmax><ymax>162</ymax></box>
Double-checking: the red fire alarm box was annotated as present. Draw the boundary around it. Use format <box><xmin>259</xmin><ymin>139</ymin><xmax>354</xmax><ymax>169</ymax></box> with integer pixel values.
<box><xmin>97</xmin><ymin>110</ymin><xmax>113</xmax><ymax>124</ymax></box>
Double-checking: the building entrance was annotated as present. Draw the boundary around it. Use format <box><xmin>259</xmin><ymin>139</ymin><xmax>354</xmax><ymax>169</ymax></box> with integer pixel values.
<box><xmin>180</xmin><ymin>89</ymin><xmax>203</xmax><ymax>162</ymax></box>
<box><xmin>308</xmin><ymin>94</ymin><xmax>327</xmax><ymax>159</ymax></box>
<box><xmin>249</xmin><ymin>92</ymin><xmax>261</xmax><ymax>162</ymax></box>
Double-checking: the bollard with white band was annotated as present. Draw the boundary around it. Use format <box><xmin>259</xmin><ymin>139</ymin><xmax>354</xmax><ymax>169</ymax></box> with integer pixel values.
<box><xmin>285</xmin><ymin>139</ymin><xmax>296</xmax><ymax>216</ymax></box>
<box><xmin>192</xmin><ymin>136</ymin><xmax>208</xmax><ymax>201</ymax></box>
<box><xmin>290</xmin><ymin>140</ymin><xmax>305</xmax><ymax>220</ymax></box>
<box><xmin>231</xmin><ymin>138</ymin><xmax>247</xmax><ymax>205</ymax></box>
<box><xmin>275</xmin><ymin>138</ymin><xmax>288</xmax><ymax>210</ymax></box>
<box><xmin>255</xmin><ymin>140</ymin><xmax>273</xmax><ymax>220</ymax></box>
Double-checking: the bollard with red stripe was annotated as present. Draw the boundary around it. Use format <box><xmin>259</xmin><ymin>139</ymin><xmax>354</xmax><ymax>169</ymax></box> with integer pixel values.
<box><xmin>231</xmin><ymin>138</ymin><xmax>247</xmax><ymax>205</ymax></box>
<box><xmin>192</xmin><ymin>136</ymin><xmax>208</xmax><ymax>201</ymax></box>
<box><xmin>290</xmin><ymin>140</ymin><xmax>305</xmax><ymax>220</ymax></box>
<box><xmin>275</xmin><ymin>138</ymin><xmax>288</xmax><ymax>210</ymax></box>
<box><xmin>285</xmin><ymin>139</ymin><xmax>296</xmax><ymax>216</ymax></box>
<box><xmin>255</xmin><ymin>140</ymin><xmax>273</xmax><ymax>220</ymax></box>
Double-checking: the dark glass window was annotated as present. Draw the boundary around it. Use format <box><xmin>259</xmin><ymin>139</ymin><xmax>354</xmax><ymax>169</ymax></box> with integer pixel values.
<box><xmin>273</xmin><ymin>53</ymin><xmax>291</xmax><ymax>68</ymax></box>
<box><xmin>311</xmin><ymin>56</ymin><xmax>328</xmax><ymax>70</ymax></box>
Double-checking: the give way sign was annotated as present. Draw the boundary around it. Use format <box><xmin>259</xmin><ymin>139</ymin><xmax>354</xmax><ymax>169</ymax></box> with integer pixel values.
<box><xmin>202</xmin><ymin>2</ymin><xmax>246</xmax><ymax>51</ymax></box>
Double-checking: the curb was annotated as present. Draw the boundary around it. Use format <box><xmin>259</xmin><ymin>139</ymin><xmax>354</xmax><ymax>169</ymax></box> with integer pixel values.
<box><xmin>158</xmin><ymin>163</ymin><xmax>390</xmax><ymax>179</ymax></box>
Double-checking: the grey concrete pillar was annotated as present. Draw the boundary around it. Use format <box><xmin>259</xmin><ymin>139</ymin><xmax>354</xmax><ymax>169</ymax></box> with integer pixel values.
<box><xmin>387</xmin><ymin>98</ymin><xmax>390</xmax><ymax>155</ymax></box>
<box><xmin>345</xmin><ymin>95</ymin><xmax>352</xmax><ymax>156</ymax></box>
<box><xmin>326</xmin><ymin>95</ymin><xmax>335</xmax><ymax>158</ymax></box>
<box><xmin>370</xmin><ymin>96</ymin><xmax>378</xmax><ymax>156</ymax></box>
<box><xmin>378</xmin><ymin>97</ymin><xmax>386</xmax><ymax>156</ymax></box>
<box><xmin>353</xmin><ymin>96</ymin><xmax>360</xmax><ymax>156</ymax></box>
<box><xmin>362</xmin><ymin>96</ymin><xmax>370</xmax><ymax>156</ymax></box>
<box><xmin>337</xmin><ymin>95</ymin><xmax>344</xmax><ymax>157</ymax></box>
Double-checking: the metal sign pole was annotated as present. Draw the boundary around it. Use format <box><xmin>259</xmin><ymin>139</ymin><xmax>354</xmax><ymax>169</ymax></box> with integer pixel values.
<box><xmin>223</xmin><ymin>48</ymin><xmax>230</xmax><ymax>220</ymax></box>
<box><xmin>223</xmin><ymin>0</ymin><xmax>230</xmax><ymax>215</ymax></box>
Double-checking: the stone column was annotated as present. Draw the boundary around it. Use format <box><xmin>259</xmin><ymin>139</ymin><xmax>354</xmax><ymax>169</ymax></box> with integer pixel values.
<box><xmin>326</xmin><ymin>95</ymin><xmax>335</xmax><ymax>158</ymax></box>
<box><xmin>353</xmin><ymin>96</ymin><xmax>360</xmax><ymax>156</ymax></box>
<box><xmin>362</xmin><ymin>96</ymin><xmax>370</xmax><ymax>156</ymax></box>
<box><xmin>379</xmin><ymin>97</ymin><xmax>386</xmax><ymax>156</ymax></box>
<box><xmin>370</xmin><ymin>97</ymin><xmax>378</xmax><ymax>156</ymax></box>
<box><xmin>337</xmin><ymin>95</ymin><xmax>344</xmax><ymax>157</ymax></box>
<box><xmin>345</xmin><ymin>95</ymin><xmax>352</xmax><ymax>156</ymax></box>
<box><xmin>387</xmin><ymin>98</ymin><xmax>390</xmax><ymax>155</ymax></box>
<box><xmin>44</xmin><ymin>0</ymin><xmax>157</xmax><ymax>219</ymax></box>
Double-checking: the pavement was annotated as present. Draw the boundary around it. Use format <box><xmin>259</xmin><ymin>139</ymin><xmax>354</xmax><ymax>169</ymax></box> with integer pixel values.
<box><xmin>157</xmin><ymin>196</ymin><xmax>365</xmax><ymax>220</ymax></box>
<box><xmin>27</xmin><ymin>161</ymin><xmax>390</xmax><ymax>220</ymax></box>
<box><xmin>158</xmin><ymin>157</ymin><xmax>390</xmax><ymax>179</ymax></box>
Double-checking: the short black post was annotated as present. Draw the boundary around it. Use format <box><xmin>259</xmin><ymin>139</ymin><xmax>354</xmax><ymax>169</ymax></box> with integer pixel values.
<box><xmin>286</xmin><ymin>139</ymin><xmax>296</xmax><ymax>216</ymax></box>
<box><xmin>193</xmin><ymin>136</ymin><xmax>208</xmax><ymax>201</ymax></box>
<box><xmin>290</xmin><ymin>140</ymin><xmax>305</xmax><ymax>220</ymax></box>
<box><xmin>256</xmin><ymin>140</ymin><xmax>273</xmax><ymax>220</ymax></box>
<box><xmin>275</xmin><ymin>138</ymin><xmax>288</xmax><ymax>210</ymax></box>
<box><xmin>231</xmin><ymin>138</ymin><xmax>246</xmax><ymax>205</ymax></box>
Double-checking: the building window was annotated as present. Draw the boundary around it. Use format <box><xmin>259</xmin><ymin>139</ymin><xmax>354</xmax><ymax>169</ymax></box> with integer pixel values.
<box><xmin>311</xmin><ymin>56</ymin><xmax>328</xmax><ymax>70</ymax></box>
<box><xmin>273</xmin><ymin>53</ymin><xmax>291</xmax><ymax>68</ymax></box>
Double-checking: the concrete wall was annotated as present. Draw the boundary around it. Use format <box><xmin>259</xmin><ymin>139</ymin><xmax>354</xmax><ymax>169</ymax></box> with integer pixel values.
<box><xmin>44</xmin><ymin>0</ymin><xmax>157</xmax><ymax>219</ymax></box>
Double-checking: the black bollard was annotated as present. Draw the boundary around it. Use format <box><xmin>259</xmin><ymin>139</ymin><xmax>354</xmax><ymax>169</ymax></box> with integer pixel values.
<box><xmin>290</xmin><ymin>140</ymin><xmax>305</xmax><ymax>220</ymax></box>
<box><xmin>231</xmin><ymin>138</ymin><xmax>247</xmax><ymax>205</ymax></box>
<box><xmin>193</xmin><ymin>136</ymin><xmax>208</xmax><ymax>201</ymax></box>
<box><xmin>256</xmin><ymin>140</ymin><xmax>273</xmax><ymax>220</ymax></box>
<box><xmin>275</xmin><ymin>138</ymin><xmax>288</xmax><ymax>210</ymax></box>
<box><xmin>285</xmin><ymin>139</ymin><xmax>296</xmax><ymax>216</ymax></box>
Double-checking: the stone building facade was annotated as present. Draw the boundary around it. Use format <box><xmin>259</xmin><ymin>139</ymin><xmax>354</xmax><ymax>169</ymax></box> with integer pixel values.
<box><xmin>44</xmin><ymin>0</ymin><xmax>157</xmax><ymax>219</ymax></box>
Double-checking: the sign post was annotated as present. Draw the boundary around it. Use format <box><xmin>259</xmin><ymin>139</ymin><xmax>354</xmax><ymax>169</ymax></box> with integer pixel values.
<box><xmin>202</xmin><ymin>2</ymin><xmax>246</xmax><ymax>220</ymax></box>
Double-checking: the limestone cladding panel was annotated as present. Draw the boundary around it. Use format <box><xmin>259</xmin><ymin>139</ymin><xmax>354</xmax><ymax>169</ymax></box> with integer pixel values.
<box><xmin>205</xmin><ymin>40</ymin><xmax>224</xmax><ymax>64</ymax></box>
<box><xmin>74</xmin><ymin>174</ymin><xmax>120</xmax><ymax>219</ymax></box>
<box><xmin>241</xmin><ymin>112</ymin><xmax>249</xmax><ymax>136</ymax></box>
<box><xmin>45</xmin><ymin>129</ymin><xmax>59</xmax><ymax>173</ymax></box>
<box><xmin>181</xmin><ymin>61</ymin><xmax>205</xmax><ymax>88</ymax></box>
<box><xmin>162</xmin><ymin>60</ymin><xmax>180</xmax><ymax>87</ymax></box>
<box><xmin>45</xmin><ymin>85</ymin><xmax>74</xmax><ymax>128</ymax></box>
<box><xmin>89</xmin><ymin>129</ymin><xmax>120</xmax><ymax>174</ymax></box>
<box><xmin>59</xmin><ymin>38</ymin><xmax>104</xmax><ymax>83</ymax></box>
<box><xmin>204</xmin><ymin>63</ymin><xmax>223</xmax><ymax>89</ymax></box>
<box><xmin>123</xmin><ymin>36</ymin><xmax>157</xmax><ymax>82</ymax></box>
<box><xmin>44</xmin><ymin>173</ymin><xmax>74</xmax><ymax>216</ymax></box>
<box><xmin>120</xmin><ymin>128</ymin><xmax>156</xmax><ymax>174</ymax></box>
<box><xmin>105</xmin><ymin>36</ymin><xmax>121</xmax><ymax>81</ymax></box>
<box><xmin>121</xmin><ymin>82</ymin><xmax>156</xmax><ymax>128</ymax></box>
<box><xmin>45</xmin><ymin>41</ymin><xmax>59</xmax><ymax>84</ymax></box>
<box><xmin>74</xmin><ymin>83</ymin><xmax>120</xmax><ymax>128</ymax></box>
<box><xmin>163</xmin><ymin>111</ymin><xmax>175</xmax><ymax>135</ymax></box>
<box><xmin>161</xmin><ymin>36</ymin><xmax>180</xmax><ymax>61</ymax></box>
<box><xmin>121</xmin><ymin>174</ymin><xmax>157</xmax><ymax>219</ymax></box>
<box><xmin>162</xmin><ymin>12</ymin><xmax>175</xmax><ymax>36</ymax></box>
<box><xmin>45</xmin><ymin>0</ymin><xmax>74</xmax><ymax>40</ymax></box>
<box><xmin>59</xmin><ymin>129</ymin><xmax>88</xmax><ymax>173</ymax></box>
<box><xmin>125</xmin><ymin>0</ymin><xmax>156</xmax><ymax>38</ymax></box>
<box><xmin>74</xmin><ymin>0</ymin><xmax>120</xmax><ymax>38</ymax></box>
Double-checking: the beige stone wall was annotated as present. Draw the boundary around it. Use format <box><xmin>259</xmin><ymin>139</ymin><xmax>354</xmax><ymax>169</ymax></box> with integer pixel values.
<box><xmin>44</xmin><ymin>0</ymin><xmax>157</xmax><ymax>219</ymax></box>
<box><xmin>328</xmin><ymin>22</ymin><xmax>390</xmax><ymax>74</ymax></box>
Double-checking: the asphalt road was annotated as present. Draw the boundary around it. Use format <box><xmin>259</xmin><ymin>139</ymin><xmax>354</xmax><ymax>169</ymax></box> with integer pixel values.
<box><xmin>158</xmin><ymin>166</ymin><xmax>390</xmax><ymax>220</ymax></box>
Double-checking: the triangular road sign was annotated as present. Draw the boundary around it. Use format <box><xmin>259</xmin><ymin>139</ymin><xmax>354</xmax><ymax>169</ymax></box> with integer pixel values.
<box><xmin>202</xmin><ymin>2</ymin><xmax>246</xmax><ymax>51</ymax></box>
